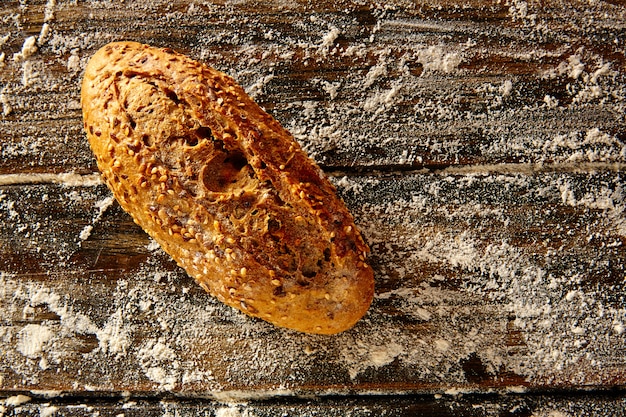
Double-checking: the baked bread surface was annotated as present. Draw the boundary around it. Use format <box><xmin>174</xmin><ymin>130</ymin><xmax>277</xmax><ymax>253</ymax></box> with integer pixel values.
<box><xmin>81</xmin><ymin>41</ymin><xmax>374</xmax><ymax>334</ymax></box>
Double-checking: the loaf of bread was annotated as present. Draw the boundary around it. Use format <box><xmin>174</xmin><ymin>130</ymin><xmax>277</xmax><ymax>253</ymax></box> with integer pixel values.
<box><xmin>81</xmin><ymin>41</ymin><xmax>374</xmax><ymax>334</ymax></box>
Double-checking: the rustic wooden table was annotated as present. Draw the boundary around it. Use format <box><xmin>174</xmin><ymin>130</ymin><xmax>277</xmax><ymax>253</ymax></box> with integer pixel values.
<box><xmin>1</xmin><ymin>0</ymin><xmax>625</xmax><ymax>415</ymax></box>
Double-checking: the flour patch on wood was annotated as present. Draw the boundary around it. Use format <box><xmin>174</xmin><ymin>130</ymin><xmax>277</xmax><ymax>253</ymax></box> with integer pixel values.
<box><xmin>17</xmin><ymin>324</ymin><xmax>54</xmax><ymax>358</ymax></box>
<box><xmin>1</xmin><ymin>395</ymin><xmax>31</xmax><ymax>407</ymax></box>
<box><xmin>78</xmin><ymin>195</ymin><xmax>115</xmax><ymax>246</ymax></box>
<box><xmin>137</xmin><ymin>338</ymin><xmax>179</xmax><ymax>390</ymax></box>
<box><xmin>39</xmin><ymin>405</ymin><xmax>58</xmax><ymax>417</ymax></box>
<box><xmin>215</xmin><ymin>405</ymin><xmax>257</xmax><ymax>417</ymax></box>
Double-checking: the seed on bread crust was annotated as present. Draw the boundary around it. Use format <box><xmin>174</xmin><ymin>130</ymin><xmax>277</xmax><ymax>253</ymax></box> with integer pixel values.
<box><xmin>81</xmin><ymin>41</ymin><xmax>374</xmax><ymax>334</ymax></box>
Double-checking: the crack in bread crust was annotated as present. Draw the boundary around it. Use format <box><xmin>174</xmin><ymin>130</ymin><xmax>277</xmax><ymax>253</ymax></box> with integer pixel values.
<box><xmin>81</xmin><ymin>41</ymin><xmax>374</xmax><ymax>334</ymax></box>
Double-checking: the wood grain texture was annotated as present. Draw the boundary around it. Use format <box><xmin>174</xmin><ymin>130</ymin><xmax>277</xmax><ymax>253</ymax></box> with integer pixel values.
<box><xmin>0</xmin><ymin>0</ymin><xmax>625</xmax><ymax>414</ymax></box>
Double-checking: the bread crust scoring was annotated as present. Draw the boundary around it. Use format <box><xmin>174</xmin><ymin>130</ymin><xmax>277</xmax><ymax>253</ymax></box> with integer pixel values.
<box><xmin>81</xmin><ymin>41</ymin><xmax>374</xmax><ymax>334</ymax></box>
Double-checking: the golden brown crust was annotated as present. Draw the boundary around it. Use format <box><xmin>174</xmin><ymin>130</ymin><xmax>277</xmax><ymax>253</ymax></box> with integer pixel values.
<box><xmin>81</xmin><ymin>41</ymin><xmax>374</xmax><ymax>334</ymax></box>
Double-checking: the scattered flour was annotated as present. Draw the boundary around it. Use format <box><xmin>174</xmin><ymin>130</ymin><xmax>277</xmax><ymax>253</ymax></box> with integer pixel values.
<box><xmin>97</xmin><ymin>307</ymin><xmax>131</xmax><ymax>356</ymax></box>
<box><xmin>1</xmin><ymin>395</ymin><xmax>31</xmax><ymax>407</ymax></box>
<box><xmin>137</xmin><ymin>339</ymin><xmax>179</xmax><ymax>390</ymax></box>
<box><xmin>16</xmin><ymin>324</ymin><xmax>54</xmax><ymax>358</ymax></box>
<box><xmin>532</xmin><ymin>411</ymin><xmax>570</xmax><ymax>417</ymax></box>
<box><xmin>12</xmin><ymin>36</ymin><xmax>38</xmax><ymax>62</ymax></box>
<box><xmin>215</xmin><ymin>405</ymin><xmax>257</xmax><ymax>417</ymax></box>
<box><xmin>39</xmin><ymin>405</ymin><xmax>58</xmax><ymax>417</ymax></box>
<box><xmin>0</xmin><ymin>88</ymin><xmax>12</xmax><ymax>116</ymax></box>
<box><xmin>0</xmin><ymin>0</ymin><xmax>624</xmax><ymax>403</ymax></box>
<box><xmin>78</xmin><ymin>195</ymin><xmax>115</xmax><ymax>245</ymax></box>
<box><xmin>3</xmin><ymin>168</ymin><xmax>623</xmax><ymax>391</ymax></box>
<box><xmin>320</xmin><ymin>26</ymin><xmax>340</xmax><ymax>50</ymax></box>
<box><xmin>416</xmin><ymin>45</ymin><xmax>462</xmax><ymax>74</ymax></box>
<box><xmin>363</xmin><ymin>63</ymin><xmax>388</xmax><ymax>89</ymax></box>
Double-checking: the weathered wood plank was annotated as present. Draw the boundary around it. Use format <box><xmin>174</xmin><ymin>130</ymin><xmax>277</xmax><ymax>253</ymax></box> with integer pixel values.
<box><xmin>1</xmin><ymin>0</ymin><xmax>625</xmax><ymax>173</ymax></box>
<box><xmin>0</xmin><ymin>169</ymin><xmax>623</xmax><ymax>394</ymax></box>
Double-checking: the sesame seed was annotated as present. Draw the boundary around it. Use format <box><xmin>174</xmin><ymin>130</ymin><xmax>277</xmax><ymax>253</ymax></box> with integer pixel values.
<box><xmin>344</xmin><ymin>225</ymin><xmax>352</xmax><ymax>234</ymax></box>
<box><xmin>151</xmin><ymin>167</ymin><xmax>158</xmax><ymax>174</ymax></box>
<box><xmin>159</xmin><ymin>175</ymin><xmax>167</xmax><ymax>182</ymax></box>
<box><xmin>240</xmin><ymin>267</ymin><xmax>247</xmax><ymax>277</ymax></box>
<box><xmin>324</xmin><ymin>293</ymin><xmax>330</xmax><ymax>300</ymax></box>
<box><xmin>270</xmin><ymin>279</ymin><xmax>281</xmax><ymax>286</ymax></box>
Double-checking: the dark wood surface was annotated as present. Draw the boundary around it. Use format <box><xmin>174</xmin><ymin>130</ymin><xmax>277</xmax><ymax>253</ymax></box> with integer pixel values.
<box><xmin>1</xmin><ymin>0</ymin><xmax>625</xmax><ymax>415</ymax></box>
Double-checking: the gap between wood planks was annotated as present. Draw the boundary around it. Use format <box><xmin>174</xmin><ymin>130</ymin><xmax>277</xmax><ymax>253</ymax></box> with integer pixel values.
<box><xmin>1</xmin><ymin>387</ymin><xmax>626</xmax><ymax>415</ymax></box>
<box><xmin>0</xmin><ymin>162</ymin><xmax>624</xmax><ymax>187</ymax></box>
